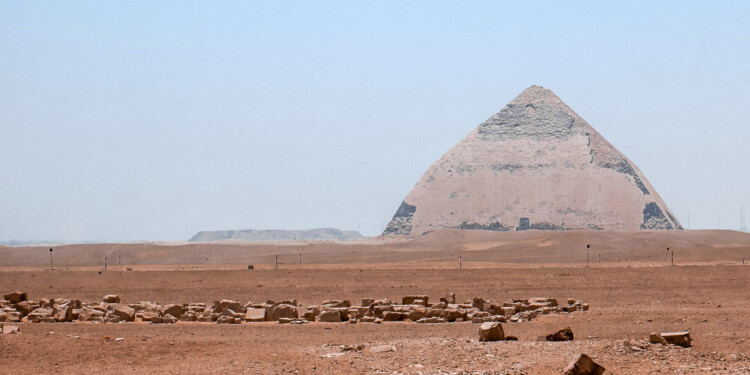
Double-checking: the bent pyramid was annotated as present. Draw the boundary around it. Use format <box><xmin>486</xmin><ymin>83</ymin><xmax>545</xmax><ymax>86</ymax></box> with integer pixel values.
<box><xmin>384</xmin><ymin>85</ymin><xmax>681</xmax><ymax>237</ymax></box>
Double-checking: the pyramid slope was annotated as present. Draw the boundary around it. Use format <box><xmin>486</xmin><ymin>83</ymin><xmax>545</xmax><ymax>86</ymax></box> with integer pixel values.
<box><xmin>384</xmin><ymin>85</ymin><xmax>681</xmax><ymax>237</ymax></box>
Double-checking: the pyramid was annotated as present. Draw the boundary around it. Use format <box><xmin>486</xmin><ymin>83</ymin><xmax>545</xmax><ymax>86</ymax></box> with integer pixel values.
<box><xmin>384</xmin><ymin>85</ymin><xmax>682</xmax><ymax>237</ymax></box>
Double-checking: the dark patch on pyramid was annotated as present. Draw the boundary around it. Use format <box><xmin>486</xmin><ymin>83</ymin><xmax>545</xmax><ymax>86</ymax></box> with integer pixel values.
<box><xmin>383</xmin><ymin>201</ymin><xmax>416</xmax><ymax>236</ymax></box>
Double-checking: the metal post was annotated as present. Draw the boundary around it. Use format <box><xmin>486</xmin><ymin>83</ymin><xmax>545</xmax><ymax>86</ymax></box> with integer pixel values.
<box><xmin>671</xmin><ymin>251</ymin><xmax>674</xmax><ymax>266</ymax></box>
<box><xmin>586</xmin><ymin>244</ymin><xmax>590</xmax><ymax>268</ymax></box>
<box><xmin>459</xmin><ymin>256</ymin><xmax>462</xmax><ymax>269</ymax></box>
<box><xmin>299</xmin><ymin>252</ymin><xmax>302</xmax><ymax>264</ymax></box>
<box><xmin>119</xmin><ymin>254</ymin><xmax>121</xmax><ymax>265</ymax></box>
<box><xmin>275</xmin><ymin>255</ymin><xmax>278</xmax><ymax>270</ymax></box>
<box><xmin>49</xmin><ymin>248</ymin><xmax>53</xmax><ymax>270</ymax></box>
<box><xmin>451</xmin><ymin>253</ymin><xmax>453</xmax><ymax>262</ymax></box>
<box><xmin>104</xmin><ymin>256</ymin><xmax>107</xmax><ymax>271</ymax></box>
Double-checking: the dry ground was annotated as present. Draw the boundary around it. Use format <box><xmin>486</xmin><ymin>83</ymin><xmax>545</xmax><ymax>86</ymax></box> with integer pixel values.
<box><xmin>3</xmin><ymin>229</ymin><xmax>750</xmax><ymax>268</ymax></box>
<box><xmin>2</xmin><ymin>263</ymin><xmax>750</xmax><ymax>374</ymax></box>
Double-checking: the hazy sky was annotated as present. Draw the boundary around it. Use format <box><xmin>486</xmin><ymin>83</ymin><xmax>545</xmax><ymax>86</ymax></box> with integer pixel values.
<box><xmin>2</xmin><ymin>1</ymin><xmax>749</xmax><ymax>242</ymax></box>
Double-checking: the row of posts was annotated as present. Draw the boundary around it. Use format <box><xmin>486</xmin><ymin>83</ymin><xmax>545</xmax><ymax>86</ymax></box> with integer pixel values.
<box><xmin>45</xmin><ymin>246</ymin><xmax>748</xmax><ymax>272</ymax></box>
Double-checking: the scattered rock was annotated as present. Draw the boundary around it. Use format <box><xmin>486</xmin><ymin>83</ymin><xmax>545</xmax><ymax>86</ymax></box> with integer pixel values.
<box><xmin>245</xmin><ymin>308</ymin><xmax>266</xmax><ymax>322</ymax></box>
<box><xmin>2</xmin><ymin>324</ymin><xmax>19</xmax><ymax>334</ymax></box>
<box><xmin>472</xmin><ymin>297</ymin><xmax>485</xmax><ymax>309</ymax></box>
<box><xmin>4</xmin><ymin>291</ymin><xmax>28</xmax><ymax>304</ymax></box>
<box><xmin>547</xmin><ymin>327</ymin><xmax>574</xmax><ymax>341</ymax></box>
<box><xmin>649</xmin><ymin>332</ymin><xmax>668</xmax><ymax>345</ymax></box>
<box><xmin>13</xmin><ymin>301</ymin><xmax>34</xmax><ymax>317</ymax></box>
<box><xmin>318</xmin><ymin>310</ymin><xmax>342</xmax><ymax>323</ymax></box>
<box><xmin>369</xmin><ymin>345</ymin><xmax>396</xmax><ymax>353</ymax></box>
<box><xmin>159</xmin><ymin>304</ymin><xmax>184</xmax><ymax>318</ymax></box>
<box><xmin>341</xmin><ymin>344</ymin><xmax>365</xmax><ymax>351</ymax></box>
<box><xmin>78</xmin><ymin>308</ymin><xmax>105</xmax><ymax>322</ymax></box>
<box><xmin>27</xmin><ymin>307</ymin><xmax>54</xmax><ymax>322</ymax></box>
<box><xmin>54</xmin><ymin>305</ymin><xmax>74</xmax><ymax>322</ymax></box>
<box><xmin>112</xmin><ymin>305</ymin><xmax>136</xmax><ymax>322</ymax></box>
<box><xmin>138</xmin><ymin>311</ymin><xmax>160</xmax><ymax>322</ymax></box>
<box><xmin>440</xmin><ymin>292</ymin><xmax>456</xmax><ymax>304</ymax></box>
<box><xmin>383</xmin><ymin>311</ymin><xmax>404</xmax><ymax>321</ymax></box>
<box><xmin>563</xmin><ymin>353</ymin><xmax>606</xmax><ymax>375</ymax></box>
<box><xmin>212</xmin><ymin>300</ymin><xmax>244</xmax><ymax>315</ymax></box>
<box><xmin>528</xmin><ymin>297</ymin><xmax>558</xmax><ymax>308</ymax></box>
<box><xmin>103</xmin><ymin>295</ymin><xmax>120</xmax><ymax>304</ymax></box>
<box><xmin>322</xmin><ymin>300</ymin><xmax>350</xmax><ymax>308</ymax></box>
<box><xmin>658</xmin><ymin>331</ymin><xmax>692</xmax><ymax>347</ymax></box>
<box><xmin>217</xmin><ymin>315</ymin><xmax>241</xmax><ymax>324</ymax></box>
<box><xmin>479</xmin><ymin>322</ymin><xmax>505</xmax><ymax>342</ymax></box>
<box><xmin>402</xmin><ymin>296</ymin><xmax>428</xmax><ymax>305</ymax></box>
<box><xmin>269</xmin><ymin>304</ymin><xmax>298</xmax><ymax>321</ymax></box>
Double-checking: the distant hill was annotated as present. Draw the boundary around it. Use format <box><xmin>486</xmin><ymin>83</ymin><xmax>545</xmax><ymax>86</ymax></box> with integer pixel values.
<box><xmin>0</xmin><ymin>240</ymin><xmax>66</xmax><ymax>247</ymax></box>
<box><xmin>189</xmin><ymin>228</ymin><xmax>364</xmax><ymax>242</ymax></box>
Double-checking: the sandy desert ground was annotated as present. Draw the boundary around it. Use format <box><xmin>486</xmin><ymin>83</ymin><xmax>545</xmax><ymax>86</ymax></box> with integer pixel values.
<box><xmin>2</xmin><ymin>229</ymin><xmax>750</xmax><ymax>374</ymax></box>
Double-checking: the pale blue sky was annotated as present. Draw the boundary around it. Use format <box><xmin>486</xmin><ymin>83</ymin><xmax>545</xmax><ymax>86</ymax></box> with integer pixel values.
<box><xmin>1</xmin><ymin>1</ymin><xmax>749</xmax><ymax>242</ymax></box>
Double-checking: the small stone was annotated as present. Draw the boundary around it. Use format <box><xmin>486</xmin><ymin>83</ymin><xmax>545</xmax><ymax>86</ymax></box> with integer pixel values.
<box><xmin>269</xmin><ymin>304</ymin><xmax>298</xmax><ymax>321</ymax></box>
<box><xmin>479</xmin><ymin>322</ymin><xmax>504</xmax><ymax>342</ymax></box>
<box><xmin>54</xmin><ymin>305</ymin><xmax>74</xmax><ymax>322</ymax></box>
<box><xmin>649</xmin><ymin>332</ymin><xmax>667</xmax><ymax>345</ymax></box>
<box><xmin>441</xmin><ymin>292</ymin><xmax>456</xmax><ymax>304</ymax></box>
<box><xmin>2</xmin><ymin>325</ymin><xmax>19</xmax><ymax>334</ymax></box>
<box><xmin>546</xmin><ymin>327</ymin><xmax>574</xmax><ymax>341</ymax></box>
<box><xmin>402</xmin><ymin>296</ymin><xmax>429</xmax><ymax>305</ymax></box>
<box><xmin>4</xmin><ymin>291</ymin><xmax>28</xmax><ymax>304</ymax></box>
<box><xmin>112</xmin><ymin>304</ymin><xmax>136</xmax><ymax>322</ymax></box>
<box><xmin>159</xmin><ymin>304</ymin><xmax>184</xmax><ymax>319</ymax></box>
<box><xmin>382</xmin><ymin>311</ymin><xmax>403</xmax><ymax>321</ymax></box>
<box><xmin>103</xmin><ymin>295</ymin><xmax>120</xmax><ymax>304</ymax></box>
<box><xmin>318</xmin><ymin>310</ymin><xmax>341</xmax><ymax>323</ymax></box>
<box><xmin>369</xmin><ymin>345</ymin><xmax>396</xmax><ymax>353</ymax></box>
<box><xmin>245</xmin><ymin>307</ymin><xmax>266</xmax><ymax>322</ymax></box>
<box><xmin>563</xmin><ymin>353</ymin><xmax>605</xmax><ymax>375</ymax></box>
<box><xmin>659</xmin><ymin>331</ymin><xmax>691</xmax><ymax>347</ymax></box>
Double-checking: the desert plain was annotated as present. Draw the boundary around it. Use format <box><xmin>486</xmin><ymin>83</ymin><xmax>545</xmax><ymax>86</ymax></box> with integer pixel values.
<box><xmin>2</xmin><ymin>229</ymin><xmax>750</xmax><ymax>374</ymax></box>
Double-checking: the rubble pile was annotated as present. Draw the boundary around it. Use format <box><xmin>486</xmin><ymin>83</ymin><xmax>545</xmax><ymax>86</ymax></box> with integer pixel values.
<box><xmin>0</xmin><ymin>290</ymin><xmax>589</xmax><ymax>325</ymax></box>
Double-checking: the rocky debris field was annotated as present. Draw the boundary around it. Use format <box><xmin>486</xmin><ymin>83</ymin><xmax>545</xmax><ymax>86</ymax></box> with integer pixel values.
<box><xmin>306</xmin><ymin>335</ymin><xmax>748</xmax><ymax>374</ymax></box>
<box><xmin>1</xmin><ymin>290</ymin><xmax>588</xmax><ymax>326</ymax></box>
<box><xmin>2</xmin><ymin>265</ymin><xmax>750</xmax><ymax>373</ymax></box>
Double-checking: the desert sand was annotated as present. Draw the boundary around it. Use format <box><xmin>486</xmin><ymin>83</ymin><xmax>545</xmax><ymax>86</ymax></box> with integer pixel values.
<box><xmin>2</xmin><ymin>229</ymin><xmax>750</xmax><ymax>374</ymax></box>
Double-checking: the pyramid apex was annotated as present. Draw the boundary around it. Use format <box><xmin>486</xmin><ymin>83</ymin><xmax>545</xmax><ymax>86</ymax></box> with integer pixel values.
<box><xmin>510</xmin><ymin>85</ymin><xmax>563</xmax><ymax>106</ymax></box>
